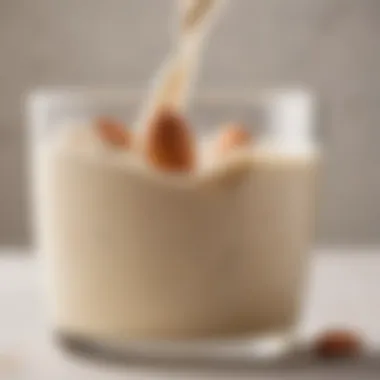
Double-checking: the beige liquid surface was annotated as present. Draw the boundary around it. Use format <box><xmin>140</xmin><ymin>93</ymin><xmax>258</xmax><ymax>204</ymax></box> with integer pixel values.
<box><xmin>34</xmin><ymin>127</ymin><xmax>317</xmax><ymax>341</ymax></box>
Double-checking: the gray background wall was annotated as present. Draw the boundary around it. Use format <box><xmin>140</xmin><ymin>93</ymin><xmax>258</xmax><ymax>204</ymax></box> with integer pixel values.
<box><xmin>0</xmin><ymin>0</ymin><xmax>379</xmax><ymax>245</ymax></box>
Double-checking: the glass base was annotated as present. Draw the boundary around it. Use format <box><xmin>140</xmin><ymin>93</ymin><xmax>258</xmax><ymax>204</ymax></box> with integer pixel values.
<box><xmin>56</xmin><ymin>330</ymin><xmax>380</xmax><ymax>374</ymax></box>
<box><xmin>55</xmin><ymin>329</ymin><xmax>306</xmax><ymax>370</ymax></box>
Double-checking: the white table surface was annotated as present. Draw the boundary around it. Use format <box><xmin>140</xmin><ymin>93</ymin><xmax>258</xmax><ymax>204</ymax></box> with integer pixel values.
<box><xmin>1</xmin><ymin>248</ymin><xmax>380</xmax><ymax>379</ymax></box>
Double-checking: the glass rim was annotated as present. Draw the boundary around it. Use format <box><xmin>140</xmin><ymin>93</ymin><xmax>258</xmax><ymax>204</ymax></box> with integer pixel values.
<box><xmin>26</xmin><ymin>85</ymin><xmax>315</xmax><ymax>108</ymax></box>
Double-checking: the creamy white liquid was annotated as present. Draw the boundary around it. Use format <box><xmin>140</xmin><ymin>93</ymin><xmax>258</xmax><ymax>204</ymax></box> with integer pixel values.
<box><xmin>34</xmin><ymin>127</ymin><xmax>317</xmax><ymax>340</ymax></box>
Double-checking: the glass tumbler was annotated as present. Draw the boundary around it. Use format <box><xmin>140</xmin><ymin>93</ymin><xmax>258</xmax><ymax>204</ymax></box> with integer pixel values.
<box><xmin>28</xmin><ymin>88</ymin><xmax>318</xmax><ymax>361</ymax></box>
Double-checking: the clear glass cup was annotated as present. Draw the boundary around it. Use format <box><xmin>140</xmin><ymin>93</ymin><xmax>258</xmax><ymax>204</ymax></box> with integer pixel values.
<box><xmin>28</xmin><ymin>88</ymin><xmax>318</xmax><ymax>363</ymax></box>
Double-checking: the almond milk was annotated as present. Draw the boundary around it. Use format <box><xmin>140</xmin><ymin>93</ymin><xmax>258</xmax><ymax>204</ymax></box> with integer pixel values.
<box><xmin>34</xmin><ymin>126</ymin><xmax>317</xmax><ymax>340</ymax></box>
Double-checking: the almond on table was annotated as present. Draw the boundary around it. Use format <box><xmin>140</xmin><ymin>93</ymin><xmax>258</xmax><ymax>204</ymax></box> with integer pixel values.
<box><xmin>144</xmin><ymin>107</ymin><xmax>195</xmax><ymax>173</ymax></box>
<box><xmin>313</xmin><ymin>328</ymin><xmax>364</xmax><ymax>359</ymax></box>
<box><xmin>214</xmin><ymin>123</ymin><xmax>252</xmax><ymax>156</ymax></box>
<box><xmin>96</xmin><ymin>117</ymin><xmax>132</xmax><ymax>148</ymax></box>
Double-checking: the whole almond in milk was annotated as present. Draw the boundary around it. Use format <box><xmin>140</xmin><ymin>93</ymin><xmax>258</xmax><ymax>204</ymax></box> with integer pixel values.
<box><xmin>96</xmin><ymin>117</ymin><xmax>132</xmax><ymax>149</ymax></box>
<box><xmin>144</xmin><ymin>108</ymin><xmax>195</xmax><ymax>173</ymax></box>
<box><xmin>214</xmin><ymin>123</ymin><xmax>252</xmax><ymax>157</ymax></box>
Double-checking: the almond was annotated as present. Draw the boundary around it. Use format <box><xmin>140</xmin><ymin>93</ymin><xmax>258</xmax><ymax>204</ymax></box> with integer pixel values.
<box><xmin>96</xmin><ymin>117</ymin><xmax>132</xmax><ymax>148</ymax></box>
<box><xmin>144</xmin><ymin>108</ymin><xmax>195</xmax><ymax>173</ymax></box>
<box><xmin>214</xmin><ymin>123</ymin><xmax>252</xmax><ymax>156</ymax></box>
<box><xmin>313</xmin><ymin>329</ymin><xmax>363</xmax><ymax>359</ymax></box>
